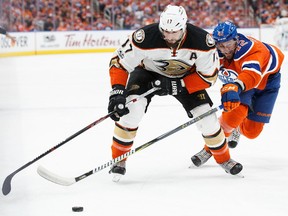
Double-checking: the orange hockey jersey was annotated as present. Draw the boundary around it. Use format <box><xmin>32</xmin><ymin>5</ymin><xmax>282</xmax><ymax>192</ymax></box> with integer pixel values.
<box><xmin>218</xmin><ymin>33</ymin><xmax>284</xmax><ymax>91</ymax></box>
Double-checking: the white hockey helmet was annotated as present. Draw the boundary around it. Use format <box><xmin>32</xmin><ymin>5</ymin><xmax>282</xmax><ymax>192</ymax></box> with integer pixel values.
<box><xmin>159</xmin><ymin>5</ymin><xmax>188</xmax><ymax>32</ymax></box>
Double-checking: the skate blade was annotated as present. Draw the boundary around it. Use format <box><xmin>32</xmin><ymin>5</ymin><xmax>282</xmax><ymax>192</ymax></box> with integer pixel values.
<box><xmin>189</xmin><ymin>164</ymin><xmax>245</xmax><ymax>178</ymax></box>
<box><xmin>235</xmin><ymin>173</ymin><xmax>245</xmax><ymax>178</ymax></box>
<box><xmin>227</xmin><ymin>170</ymin><xmax>245</xmax><ymax>178</ymax></box>
<box><xmin>188</xmin><ymin>164</ymin><xmax>194</xmax><ymax>169</ymax></box>
<box><xmin>188</xmin><ymin>163</ymin><xmax>200</xmax><ymax>169</ymax></box>
<box><xmin>112</xmin><ymin>174</ymin><xmax>122</xmax><ymax>182</ymax></box>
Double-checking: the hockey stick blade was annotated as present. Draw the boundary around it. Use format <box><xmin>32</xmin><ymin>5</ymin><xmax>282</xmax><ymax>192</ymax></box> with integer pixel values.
<box><xmin>2</xmin><ymin>173</ymin><xmax>14</xmax><ymax>196</ymax></box>
<box><xmin>37</xmin><ymin>166</ymin><xmax>75</xmax><ymax>186</ymax></box>
<box><xmin>38</xmin><ymin>105</ymin><xmax>223</xmax><ymax>186</ymax></box>
<box><xmin>2</xmin><ymin>87</ymin><xmax>159</xmax><ymax>195</ymax></box>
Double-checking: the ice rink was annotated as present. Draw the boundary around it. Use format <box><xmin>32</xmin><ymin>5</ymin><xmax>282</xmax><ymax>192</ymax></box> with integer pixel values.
<box><xmin>1</xmin><ymin>52</ymin><xmax>288</xmax><ymax>216</ymax></box>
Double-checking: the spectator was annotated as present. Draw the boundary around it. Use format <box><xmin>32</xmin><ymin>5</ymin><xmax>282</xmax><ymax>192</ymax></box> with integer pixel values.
<box><xmin>0</xmin><ymin>0</ymin><xmax>286</xmax><ymax>32</ymax></box>
<box><xmin>43</xmin><ymin>16</ymin><xmax>54</xmax><ymax>31</ymax></box>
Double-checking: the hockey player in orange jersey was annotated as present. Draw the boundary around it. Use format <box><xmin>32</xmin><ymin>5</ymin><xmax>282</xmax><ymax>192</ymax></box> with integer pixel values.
<box><xmin>107</xmin><ymin>6</ymin><xmax>243</xmax><ymax>181</ymax></box>
<box><xmin>191</xmin><ymin>20</ymin><xmax>284</xmax><ymax>167</ymax></box>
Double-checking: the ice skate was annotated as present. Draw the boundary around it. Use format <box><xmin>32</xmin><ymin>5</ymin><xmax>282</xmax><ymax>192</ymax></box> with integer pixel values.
<box><xmin>190</xmin><ymin>148</ymin><xmax>212</xmax><ymax>167</ymax></box>
<box><xmin>220</xmin><ymin>159</ymin><xmax>243</xmax><ymax>175</ymax></box>
<box><xmin>228</xmin><ymin>127</ymin><xmax>241</xmax><ymax>148</ymax></box>
<box><xmin>109</xmin><ymin>161</ymin><xmax>126</xmax><ymax>182</ymax></box>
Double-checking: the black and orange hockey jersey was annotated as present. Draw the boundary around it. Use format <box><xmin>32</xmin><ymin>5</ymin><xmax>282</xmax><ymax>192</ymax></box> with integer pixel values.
<box><xmin>109</xmin><ymin>23</ymin><xmax>220</xmax><ymax>94</ymax></box>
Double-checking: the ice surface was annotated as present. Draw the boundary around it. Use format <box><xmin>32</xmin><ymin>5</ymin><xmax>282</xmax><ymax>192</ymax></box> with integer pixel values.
<box><xmin>1</xmin><ymin>52</ymin><xmax>288</xmax><ymax>216</ymax></box>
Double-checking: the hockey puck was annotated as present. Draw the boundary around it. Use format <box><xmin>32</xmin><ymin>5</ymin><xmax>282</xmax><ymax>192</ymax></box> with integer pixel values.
<box><xmin>72</xmin><ymin>206</ymin><xmax>84</xmax><ymax>212</ymax></box>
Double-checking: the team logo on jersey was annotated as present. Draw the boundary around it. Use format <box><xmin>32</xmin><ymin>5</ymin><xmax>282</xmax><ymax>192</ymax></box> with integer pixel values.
<box><xmin>206</xmin><ymin>34</ymin><xmax>215</xmax><ymax>47</ymax></box>
<box><xmin>218</xmin><ymin>67</ymin><xmax>238</xmax><ymax>84</ymax></box>
<box><xmin>133</xmin><ymin>29</ymin><xmax>145</xmax><ymax>43</ymax></box>
<box><xmin>154</xmin><ymin>59</ymin><xmax>190</xmax><ymax>76</ymax></box>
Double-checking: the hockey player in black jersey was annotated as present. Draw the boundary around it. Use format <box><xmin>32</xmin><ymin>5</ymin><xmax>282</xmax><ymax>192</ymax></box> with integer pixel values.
<box><xmin>107</xmin><ymin>5</ymin><xmax>243</xmax><ymax>181</ymax></box>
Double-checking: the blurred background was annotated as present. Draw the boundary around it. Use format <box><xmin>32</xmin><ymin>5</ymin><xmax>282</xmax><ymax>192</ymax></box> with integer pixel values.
<box><xmin>1</xmin><ymin>0</ymin><xmax>288</xmax><ymax>32</ymax></box>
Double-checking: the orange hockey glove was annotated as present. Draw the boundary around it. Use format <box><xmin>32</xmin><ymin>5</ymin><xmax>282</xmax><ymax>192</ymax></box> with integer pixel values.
<box><xmin>220</xmin><ymin>83</ymin><xmax>242</xmax><ymax>112</ymax></box>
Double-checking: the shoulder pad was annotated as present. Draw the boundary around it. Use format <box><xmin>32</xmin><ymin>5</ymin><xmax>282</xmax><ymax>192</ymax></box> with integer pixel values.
<box><xmin>133</xmin><ymin>29</ymin><xmax>145</xmax><ymax>43</ymax></box>
<box><xmin>183</xmin><ymin>24</ymin><xmax>215</xmax><ymax>50</ymax></box>
<box><xmin>131</xmin><ymin>23</ymin><xmax>166</xmax><ymax>49</ymax></box>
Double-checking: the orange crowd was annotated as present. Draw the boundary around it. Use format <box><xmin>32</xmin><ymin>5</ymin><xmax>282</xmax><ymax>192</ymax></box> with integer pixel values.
<box><xmin>0</xmin><ymin>0</ymin><xmax>287</xmax><ymax>32</ymax></box>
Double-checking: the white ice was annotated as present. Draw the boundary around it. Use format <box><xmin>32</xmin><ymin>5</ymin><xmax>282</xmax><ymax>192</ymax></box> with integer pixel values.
<box><xmin>0</xmin><ymin>52</ymin><xmax>288</xmax><ymax>216</ymax></box>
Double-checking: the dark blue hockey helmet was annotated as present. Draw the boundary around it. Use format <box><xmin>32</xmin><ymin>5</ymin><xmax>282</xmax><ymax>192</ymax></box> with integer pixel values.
<box><xmin>212</xmin><ymin>21</ymin><xmax>238</xmax><ymax>43</ymax></box>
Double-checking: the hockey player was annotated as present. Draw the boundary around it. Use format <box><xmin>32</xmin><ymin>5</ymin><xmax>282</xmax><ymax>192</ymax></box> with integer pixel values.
<box><xmin>0</xmin><ymin>26</ymin><xmax>16</xmax><ymax>46</ymax></box>
<box><xmin>107</xmin><ymin>5</ymin><xmax>243</xmax><ymax>181</ymax></box>
<box><xmin>191</xmin><ymin>20</ymin><xmax>284</xmax><ymax>167</ymax></box>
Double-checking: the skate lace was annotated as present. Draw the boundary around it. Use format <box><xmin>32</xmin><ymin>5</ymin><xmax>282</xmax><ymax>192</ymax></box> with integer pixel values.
<box><xmin>115</xmin><ymin>160</ymin><xmax>126</xmax><ymax>168</ymax></box>
<box><xmin>109</xmin><ymin>160</ymin><xmax>126</xmax><ymax>174</ymax></box>
<box><xmin>197</xmin><ymin>149</ymin><xmax>212</xmax><ymax>161</ymax></box>
<box><xmin>220</xmin><ymin>159</ymin><xmax>237</xmax><ymax>171</ymax></box>
<box><xmin>228</xmin><ymin>127</ymin><xmax>241</xmax><ymax>142</ymax></box>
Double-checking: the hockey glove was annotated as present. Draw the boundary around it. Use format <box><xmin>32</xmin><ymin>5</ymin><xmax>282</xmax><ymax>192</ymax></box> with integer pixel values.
<box><xmin>220</xmin><ymin>83</ymin><xmax>242</xmax><ymax>112</ymax></box>
<box><xmin>108</xmin><ymin>85</ymin><xmax>129</xmax><ymax>121</ymax></box>
<box><xmin>151</xmin><ymin>78</ymin><xmax>187</xmax><ymax>96</ymax></box>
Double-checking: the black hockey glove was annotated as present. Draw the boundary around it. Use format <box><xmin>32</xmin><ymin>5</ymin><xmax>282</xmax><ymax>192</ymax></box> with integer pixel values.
<box><xmin>108</xmin><ymin>85</ymin><xmax>129</xmax><ymax>121</ymax></box>
<box><xmin>151</xmin><ymin>78</ymin><xmax>187</xmax><ymax>96</ymax></box>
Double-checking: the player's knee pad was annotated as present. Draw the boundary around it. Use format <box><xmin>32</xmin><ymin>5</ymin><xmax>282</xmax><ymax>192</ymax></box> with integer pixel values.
<box><xmin>240</xmin><ymin>119</ymin><xmax>264</xmax><ymax>139</ymax></box>
<box><xmin>190</xmin><ymin>103</ymin><xmax>220</xmax><ymax>135</ymax></box>
<box><xmin>119</xmin><ymin>94</ymin><xmax>148</xmax><ymax>128</ymax></box>
<box><xmin>203</xmin><ymin>128</ymin><xmax>226</xmax><ymax>149</ymax></box>
<box><xmin>113</xmin><ymin>122</ymin><xmax>138</xmax><ymax>144</ymax></box>
<box><xmin>190</xmin><ymin>104</ymin><xmax>225</xmax><ymax>148</ymax></box>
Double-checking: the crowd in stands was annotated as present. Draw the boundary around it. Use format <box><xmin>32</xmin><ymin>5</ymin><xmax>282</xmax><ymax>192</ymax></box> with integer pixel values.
<box><xmin>0</xmin><ymin>0</ymin><xmax>288</xmax><ymax>32</ymax></box>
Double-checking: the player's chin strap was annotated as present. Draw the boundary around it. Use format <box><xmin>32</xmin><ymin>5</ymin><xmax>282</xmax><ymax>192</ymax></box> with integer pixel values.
<box><xmin>37</xmin><ymin>105</ymin><xmax>223</xmax><ymax>186</ymax></box>
<box><xmin>2</xmin><ymin>87</ymin><xmax>159</xmax><ymax>196</ymax></box>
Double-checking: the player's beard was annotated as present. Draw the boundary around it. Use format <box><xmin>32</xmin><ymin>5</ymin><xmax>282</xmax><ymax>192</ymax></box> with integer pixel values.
<box><xmin>164</xmin><ymin>34</ymin><xmax>184</xmax><ymax>48</ymax></box>
<box><xmin>165</xmin><ymin>40</ymin><xmax>180</xmax><ymax>48</ymax></box>
<box><xmin>223</xmin><ymin>49</ymin><xmax>236</xmax><ymax>60</ymax></box>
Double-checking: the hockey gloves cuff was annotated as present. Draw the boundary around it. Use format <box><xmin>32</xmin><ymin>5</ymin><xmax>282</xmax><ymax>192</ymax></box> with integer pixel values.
<box><xmin>221</xmin><ymin>83</ymin><xmax>242</xmax><ymax>112</ymax></box>
<box><xmin>108</xmin><ymin>85</ymin><xmax>129</xmax><ymax>121</ymax></box>
<box><xmin>152</xmin><ymin>78</ymin><xmax>187</xmax><ymax>96</ymax></box>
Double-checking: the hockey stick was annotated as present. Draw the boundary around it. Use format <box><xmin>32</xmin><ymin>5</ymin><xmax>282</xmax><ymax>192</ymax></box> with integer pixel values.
<box><xmin>2</xmin><ymin>87</ymin><xmax>159</xmax><ymax>196</ymax></box>
<box><xmin>37</xmin><ymin>105</ymin><xmax>223</xmax><ymax>186</ymax></box>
